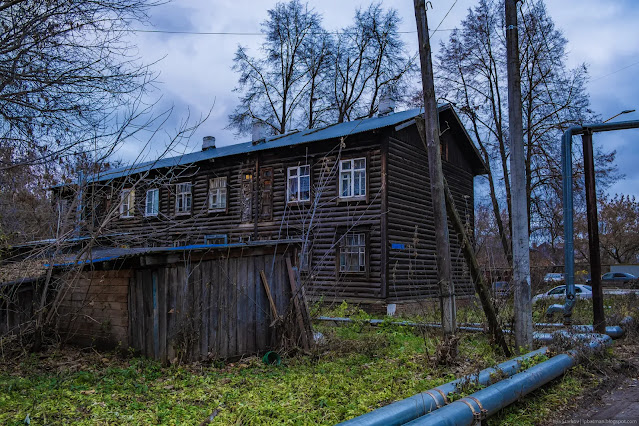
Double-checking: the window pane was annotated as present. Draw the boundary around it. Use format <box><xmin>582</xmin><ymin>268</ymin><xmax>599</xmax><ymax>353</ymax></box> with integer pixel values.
<box><xmin>289</xmin><ymin>177</ymin><xmax>298</xmax><ymax>201</ymax></box>
<box><xmin>340</xmin><ymin>233</ymin><xmax>366</xmax><ymax>272</ymax></box>
<box><xmin>300</xmin><ymin>175</ymin><xmax>310</xmax><ymax>201</ymax></box>
<box><xmin>354</xmin><ymin>170</ymin><xmax>365</xmax><ymax>196</ymax></box>
<box><xmin>354</xmin><ymin>158</ymin><xmax>365</xmax><ymax>170</ymax></box>
<box><xmin>341</xmin><ymin>160</ymin><xmax>351</xmax><ymax>170</ymax></box>
<box><xmin>300</xmin><ymin>165</ymin><xmax>310</xmax><ymax>176</ymax></box>
<box><xmin>289</xmin><ymin>168</ymin><xmax>297</xmax><ymax>177</ymax></box>
<box><xmin>341</xmin><ymin>172</ymin><xmax>351</xmax><ymax>197</ymax></box>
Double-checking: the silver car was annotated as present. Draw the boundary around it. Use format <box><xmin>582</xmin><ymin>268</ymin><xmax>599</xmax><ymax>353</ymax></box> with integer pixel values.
<box><xmin>532</xmin><ymin>284</ymin><xmax>593</xmax><ymax>303</ymax></box>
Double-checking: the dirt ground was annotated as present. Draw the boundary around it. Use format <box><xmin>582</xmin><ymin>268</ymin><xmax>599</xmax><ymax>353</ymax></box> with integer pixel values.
<box><xmin>564</xmin><ymin>342</ymin><xmax>639</xmax><ymax>424</ymax></box>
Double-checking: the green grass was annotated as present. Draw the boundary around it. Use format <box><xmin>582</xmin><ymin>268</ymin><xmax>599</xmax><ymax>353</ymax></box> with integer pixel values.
<box><xmin>0</xmin><ymin>323</ymin><xmax>509</xmax><ymax>425</ymax></box>
<box><xmin>2</xmin><ymin>296</ymin><xmax>628</xmax><ymax>425</ymax></box>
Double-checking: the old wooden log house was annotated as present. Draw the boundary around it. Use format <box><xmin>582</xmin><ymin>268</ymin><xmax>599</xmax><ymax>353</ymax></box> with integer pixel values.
<box><xmin>56</xmin><ymin>104</ymin><xmax>485</xmax><ymax>311</ymax></box>
<box><xmin>2</xmin><ymin>105</ymin><xmax>486</xmax><ymax>360</ymax></box>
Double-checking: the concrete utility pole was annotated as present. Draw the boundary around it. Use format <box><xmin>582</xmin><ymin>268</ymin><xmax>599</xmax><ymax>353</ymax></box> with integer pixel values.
<box><xmin>505</xmin><ymin>0</ymin><xmax>533</xmax><ymax>350</ymax></box>
<box><xmin>413</xmin><ymin>0</ymin><xmax>456</xmax><ymax>337</ymax></box>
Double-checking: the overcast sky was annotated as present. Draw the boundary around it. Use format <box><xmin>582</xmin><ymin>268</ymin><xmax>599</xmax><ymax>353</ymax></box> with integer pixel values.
<box><xmin>121</xmin><ymin>0</ymin><xmax>639</xmax><ymax>198</ymax></box>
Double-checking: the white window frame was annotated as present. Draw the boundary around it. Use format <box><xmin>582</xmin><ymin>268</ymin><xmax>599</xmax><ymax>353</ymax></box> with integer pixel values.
<box><xmin>208</xmin><ymin>177</ymin><xmax>227</xmax><ymax>212</ymax></box>
<box><xmin>120</xmin><ymin>188</ymin><xmax>135</xmax><ymax>218</ymax></box>
<box><xmin>175</xmin><ymin>183</ymin><xmax>192</xmax><ymax>215</ymax></box>
<box><xmin>145</xmin><ymin>188</ymin><xmax>159</xmax><ymax>217</ymax></box>
<box><xmin>339</xmin><ymin>157</ymin><xmax>366</xmax><ymax>199</ymax></box>
<box><xmin>287</xmin><ymin>165</ymin><xmax>311</xmax><ymax>203</ymax></box>
<box><xmin>339</xmin><ymin>232</ymin><xmax>366</xmax><ymax>273</ymax></box>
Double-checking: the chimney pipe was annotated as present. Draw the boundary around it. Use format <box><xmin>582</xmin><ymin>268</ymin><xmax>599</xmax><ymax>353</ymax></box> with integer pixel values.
<box><xmin>252</xmin><ymin>121</ymin><xmax>269</xmax><ymax>144</ymax></box>
<box><xmin>378</xmin><ymin>89</ymin><xmax>396</xmax><ymax>117</ymax></box>
<box><xmin>202</xmin><ymin>136</ymin><xmax>215</xmax><ymax>151</ymax></box>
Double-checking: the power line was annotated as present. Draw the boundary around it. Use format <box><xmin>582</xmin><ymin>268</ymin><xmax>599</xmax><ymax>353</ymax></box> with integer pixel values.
<box><xmin>431</xmin><ymin>0</ymin><xmax>459</xmax><ymax>39</ymax></box>
<box><xmin>122</xmin><ymin>28</ymin><xmax>456</xmax><ymax>36</ymax></box>
<box><xmin>591</xmin><ymin>59</ymin><xmax>639</xmax><ymax>82</ymax></box>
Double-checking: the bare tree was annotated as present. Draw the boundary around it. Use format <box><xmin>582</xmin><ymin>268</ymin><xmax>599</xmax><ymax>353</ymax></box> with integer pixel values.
<box><xmin>229</xmin><ymin>0</ymin><xmax>324</xmax><ymax>135</ymax></box>
<box><xmin>0</xmin><ymin>0</ymin><xmax>175</xmax><ymax>246</ymax></box>
<box><xmin>229</xmin><ymin>1</ymin><xmax>415</xmax><ymax>134</ymax></box>
<box><xmin>435</xmin><ymin>0</ymin><xmax>617</xmax><ymax>264</ymax></box>
<box><xmin>0</xmin><ymin>0</ymin><xmax>161</xmax><ymax>169</ymax></box>
<box><xmin>332</xmin><ymin>3</ymin><xmax>415</xmax><ymax>123</ymax></box>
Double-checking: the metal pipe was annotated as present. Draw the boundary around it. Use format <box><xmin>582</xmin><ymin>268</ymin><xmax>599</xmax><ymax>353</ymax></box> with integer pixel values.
<box><xmin>315</xmin><ymin>317</ymin><xmax>625</xmax><ymax>339</ymax></box>
<box><xmin>557</xmin><ymin>120</ymin><xmax>639</xmax><ymax>324</ymax></box>
<box><xmin>337</xmin><ymin>347</ymin><xmax>549</xmax><ymax>426</ymax></box>
<box><xmin>405</xmin><ymin>333</ymin><xmax>612</xmax><ymax>425</ymax></box>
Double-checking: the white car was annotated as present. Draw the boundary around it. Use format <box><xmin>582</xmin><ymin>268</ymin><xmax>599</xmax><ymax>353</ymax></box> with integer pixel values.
<box><xmin>532</xmin><ymin>284</ymin><xmax>593</xmax><ymax>303</ymax></box>
<box><xmin>543</xmin><ymin>273</ymin><xmax>565</xmax><ymax>283</ymax></box>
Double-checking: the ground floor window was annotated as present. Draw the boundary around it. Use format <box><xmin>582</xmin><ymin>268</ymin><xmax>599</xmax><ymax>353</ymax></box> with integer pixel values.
<box><xmin>339</xmin><ymin>232</ymin><xmax>366</xmax><ymax>273</ymax></box>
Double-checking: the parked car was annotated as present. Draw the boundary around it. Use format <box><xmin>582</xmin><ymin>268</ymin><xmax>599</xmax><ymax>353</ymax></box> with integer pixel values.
<box><xmin>532</xmin><ymin>284</ymin><xmax>593</xmax><ymax>303</ymax></box>
<box><xmin>543</xmin><ymin>273</ymin><xmax>565</xmax><ymax>283</ymax></box>
<box><xmin>587</xmin><ymin>272</ymin><xmax>638</xmax><ymax>285</ymax></box>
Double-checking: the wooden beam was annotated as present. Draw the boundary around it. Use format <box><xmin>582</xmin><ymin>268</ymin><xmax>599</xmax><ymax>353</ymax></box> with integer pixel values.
<box><xmin>285</xmin><ymin>255</ymin><xmax>311</xmax><ymax>350</ymax></box>
<box><xmin>443</xmin><ymin>178</ymin><xmax>511</xmax><ymax>356</ymax></box>
<box><xmin>259</xmin><ymin>270</ymin><xmax>279</xmax><ymax>326</ymax></box>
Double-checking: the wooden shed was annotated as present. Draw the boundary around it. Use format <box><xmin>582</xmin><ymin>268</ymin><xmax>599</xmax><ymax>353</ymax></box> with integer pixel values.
<box><xmin>55</xmin><ymin>241</ymin><xmax>304</xmax><ymax>362</ymax></box>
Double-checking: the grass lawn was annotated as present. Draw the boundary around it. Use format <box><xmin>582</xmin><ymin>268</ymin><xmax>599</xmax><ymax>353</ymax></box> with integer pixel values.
<box><xmin>1</xmin><ymin>297</ymin><xmax>631</xmax><ymax>425</ymax></box>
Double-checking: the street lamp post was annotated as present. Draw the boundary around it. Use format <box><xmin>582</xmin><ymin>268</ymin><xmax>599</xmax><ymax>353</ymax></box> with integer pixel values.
<box><xmin>603</xmin><ymin>109</ymin><xmax>636</xmax><ymax>123</ymax></box>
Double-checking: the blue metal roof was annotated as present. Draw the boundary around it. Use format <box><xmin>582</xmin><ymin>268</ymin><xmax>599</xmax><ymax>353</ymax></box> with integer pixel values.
<box><xmin>49</xmin><ymin>239</ymin><xmax>304</xmax><ymax>267</ymax></box>
<box><xmin>84</xmin><ymin>108</ymin><xmax>428</xmax><ymax>184</ymax></box>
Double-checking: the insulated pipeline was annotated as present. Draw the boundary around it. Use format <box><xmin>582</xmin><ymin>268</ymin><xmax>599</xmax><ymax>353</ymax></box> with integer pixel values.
<box><xmin>337</xmin><ymin>347</ymin><xmax>549</xmax><ymax>426</ymax></box>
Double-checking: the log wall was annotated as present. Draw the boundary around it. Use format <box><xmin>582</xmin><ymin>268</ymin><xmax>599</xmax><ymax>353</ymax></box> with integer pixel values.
<box><xmin>386</xmin><ymin>125</ymin><xmax>474</xmax><ymax>302</ymax></box>
<box><xmin>73</xmin><ymin>118</ymin><xmax>478</xmax><ymax>306</ymax></box>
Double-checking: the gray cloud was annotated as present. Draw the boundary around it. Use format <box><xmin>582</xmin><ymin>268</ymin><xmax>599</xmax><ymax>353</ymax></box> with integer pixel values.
<box><xmin>121</xmin><ymin>0</ymin><xmax>639</xmax><ymax>198</ymax></box>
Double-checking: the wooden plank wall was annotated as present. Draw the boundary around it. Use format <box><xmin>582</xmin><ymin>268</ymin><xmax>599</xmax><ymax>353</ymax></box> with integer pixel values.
<box><xmin>56</xmin><ymin>270</ymin><xmax>131</xmax><ymax>347</ymax></box>
<box><xmin>129</xmin><ymin>251</ymin><xmax>290</xmax><ymax>362</ymax></box>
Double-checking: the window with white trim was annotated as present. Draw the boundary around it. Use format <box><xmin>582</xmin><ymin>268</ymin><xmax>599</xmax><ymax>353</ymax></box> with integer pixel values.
<box><xmin>175</xmin><ymin>183</ymin><xmax>192</xmax><ymax>214</ymax></box>
<box><xmin>287</xmin><ymin>165</ymin><xmax>311</xmax><ymax>202</ymax></box>
<box><xmin>339</xmin><ymin>233</ymin><xmax>366</xmax><ymax>273</ymax></box>
<box><xmin>120</xmin><ymin>189</ymin><xmax>135</xmax><ymax>218</ymax></box>
<box><xmin>145</xmin><ymin>188</ymin><xmax>159</xmax><ymax>217</ymax></box>
<box><xmin>208</xmin><ymin>177</ymin><xmax>227</xmax><ymax>211</ymax></box>
<box><xmin>339</xmin><ymin>158</ymin><xmax>366</xmax><ymax>198</ymax></box>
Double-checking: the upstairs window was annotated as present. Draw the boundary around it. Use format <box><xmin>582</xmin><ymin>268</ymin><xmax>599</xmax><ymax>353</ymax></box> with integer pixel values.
<box><xmin>339</xmin><ymin>233</ymin><xmax>366</xmax><ymax>273</ymax></box>
<box><xmin>208</xmin><ymin>177</ymin><xmax>227</xmax><ymax>212</ymax></box>
<box><xmin>145</xmin><ymin>189</ymin><xmax>159</xmax><ymax>217</ymax></box>
<box><xmin>287</xmin><ymin>165</ymin><xmax>311</xmax><ymax>203</ymax></box>
<box><xmin>175</xmin><ymin>183</ymin><xmax>192</xmax><ymax>215</ymax></box>
<box><xmin>120</xmin><ymin>189</ymin><xmax>135</xmax><ymax>218</ymax></box>
<box><xmin>339</xmin><ymin>158</ymin><xmax>366</xmax><ymax>199</ymax></box>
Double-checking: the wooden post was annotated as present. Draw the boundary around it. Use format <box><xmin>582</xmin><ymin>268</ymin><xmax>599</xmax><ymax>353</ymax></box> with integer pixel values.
<box><xmin>443</xmin><ymin>178</ymin><xmax>512</xmax><ymax>356</ymax></box>
<box><xmin>505</xmin><ymin>0</ymin><xmax>533</xmax><ymax>350</ymax></box>
<box><xmin>285</xmin><ymin>255</ymin><xmax>311</xmax><ymax>350</ymax></box>
<box><xmin>582</xmin><ymin>131</ymin><xmax>605</xmax><ymax>333</ymax></box>
<box><xmin>259</xmin><ymin>270</ymin><xmax>280</xmax><ymax>325</ymax></box>
<box><xmin>413</xmin><ymin>0</ymin><xmax>456</xmax><ymax>338</ymax></box>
